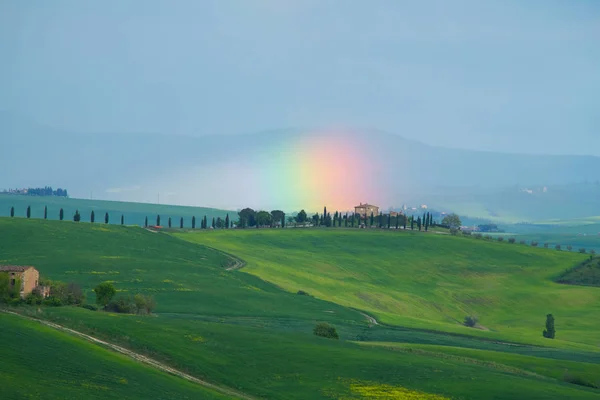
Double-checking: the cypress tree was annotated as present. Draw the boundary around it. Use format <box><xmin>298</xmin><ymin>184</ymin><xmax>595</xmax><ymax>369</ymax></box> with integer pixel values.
<box><xmin>225</xmin><ymin>214</ymin><xmax>230</xmax><ymax>229</ymax></box>
<box><xmin>338</xmin><ymin>212</ymin><xmax>342</xmax><ymax>227</ymax></box>
<box><xmin>345</xmin><ymin>213</ymin><xmax>348</xmax><ymax>228</ymax></box>
<box><xmin>370</xmin><ymin>212</ymin><xmax>374</xmax><ymax>227</ymax></box>
<box><xmin>323</xmin><ymin>206</ymin><xmax>327</xmax><ymax>225</ymax></box>
<box><xmin>144</xmin><ymin>216</ymin><xmax>148</xmax><ymax>227</ymax></box>
<box><xmin>404</xmin><ymin>215</ymin><xmax>407</xmax><ymax>230</ymax></box>
<box><xmin>90</xmin><ymin>210</ymin><xmax>95</xmax><ymax>223</ymax></box>
<box><xmin>212</xmin><ymin>217</ymin><xmax>216</xmax><ymax>229</ymax></box>
<box><xmin>168</xmin><ymin>217</ymin><xmax>172</xmax><ymax>228</ymax></box>
<box><xmin>417</xmin><ymin>217</ymin><xmax>422</xmax><ymax>231</ymax></box>
<box><xmin>543</xmin><ymin>314</ymin><xmax>556</xmax><ymax>339</ymax></box>
<box><xmin>26</xmin><ymin>206</ymin><xmax>31</xmax><ymax>219</ymax></box>
<box><xmin>411</xmin><ymin>215</ymin><xmax>414</xmax><ymax>230</ymax></box>
<box><xmin>60</xmin><ymin>208</ymin><xmax>64</xmax><ymax>221</ymax></box>
<box><xmin>105</xmin><ymin>212</ymin><xmax>109</xmax><ymax>224</ymax></box>
<box><xmin>10</xmin><ymin>206</ymin><xmax>14</xmax><ymax>217</ymax></box>
<box><xmin>387</xmin><ymin>214</ymin><xmax>391</xmax><ymax>229</ymax></box>
<box><xmin>157</xmin><ymin>215</ymin><xmax>161</xmax><ymax>227</ymax></box>
<box><xmin>351</xmin><ymin>213</ymin><xmax>355</xmax><ymax>227</ymax></box>
<box><xmin>281</xmin><ymin>213</ymin><xmax>285</xmax><ymax>228</ymax></box>
<box><xmin>121</xmin><ymin>214</ymin><xmax>124</xmax><ymax>225</ymax></box>
<box><xmin>74</xmin><ymin>210</ymin><xmax>81</xmax><ymax>222</ymax></box>
<box><xmin>192</xmin><ymin>216</ymin><xmax>196</xmax><ymax>229</ymax></box>
<box><xmin>180</xmin><ymin>217</ymin><xmax>183</xmax><ymax>229</ymax></box>
<box><xmin>395</xmin><ymin>214</ymin><xmax>399</xmax><ymax>230</ymax></box>
<box><xmin>44</xmin><ymin>206</ymin><xmax>48</xmax><ymax>220</ymax></box>
<box><xmin>203</xmin><ymin>216</ymin><xmax>207</xmax><ymax>229</ymax></box>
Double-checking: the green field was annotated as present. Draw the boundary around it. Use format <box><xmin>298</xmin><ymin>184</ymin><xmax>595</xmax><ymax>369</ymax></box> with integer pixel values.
<box><xmin>0</xmin><ymin>194</ymin><xmax>232</xmax><ymax>228</ymax></box>
<box><xmin>0</xmin><ymin>312</ymin><xmax>228</xmax><ymax>399</ymax></box>
<box><xmin>2</xmin><ymin>218</ymin><xmax>600</xmax><ymax>399</ymax></box>
<box><xmin>176</xmin><ymin>229</ymin><xmax>600</xmax><ymax>348</ymax></box>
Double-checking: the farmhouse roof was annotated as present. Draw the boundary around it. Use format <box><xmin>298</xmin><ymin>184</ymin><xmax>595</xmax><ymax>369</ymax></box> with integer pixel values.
<box><xmin>0</xmin><ymin>265</ymin><xmax>35</xmax><ymax>272</ymax></box>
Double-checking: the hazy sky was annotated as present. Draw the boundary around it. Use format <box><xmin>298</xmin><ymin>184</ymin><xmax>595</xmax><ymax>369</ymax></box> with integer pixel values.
<box><xmin>2</xmin><ymin>0</ymin><xmax>599</xmax><ymax>155</ymax></box>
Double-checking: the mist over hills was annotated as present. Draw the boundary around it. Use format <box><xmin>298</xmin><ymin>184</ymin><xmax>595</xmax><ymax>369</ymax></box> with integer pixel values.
<box><xmin>2</xmin><ymin>113</ymin><xmax>599</xmax><ymax>221</ymax></box>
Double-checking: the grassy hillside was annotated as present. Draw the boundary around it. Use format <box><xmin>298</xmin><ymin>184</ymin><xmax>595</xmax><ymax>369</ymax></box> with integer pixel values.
<box><xmin>2</xmin><ymin>218</ymin><xmax>600</xmax><ymax>399</ymax></box>
<box><xmin>0</xmin><ymin>194</ymin><xmax>232</xmax><ymax>228</ymax></box>
<box><xmin>176</xmin><ymin>229</ymin><xmax>600</xmax><ymax>348</ymax></box>
<box><xmin>557</xmin><ymin>257</ymin><xmax>600</xmax><ymax>287</ymax></box>
<box><xmin>0</xmin><ymin>312</ymin><xmax>228</xmax><ymax>400</ymax></box>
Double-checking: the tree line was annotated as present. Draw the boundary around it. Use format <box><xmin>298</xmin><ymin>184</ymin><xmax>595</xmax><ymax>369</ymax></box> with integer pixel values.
<box><xmin>2</xmin><ymin>186</ymin><xmax>68</xmax><ymax>197</ymax></box>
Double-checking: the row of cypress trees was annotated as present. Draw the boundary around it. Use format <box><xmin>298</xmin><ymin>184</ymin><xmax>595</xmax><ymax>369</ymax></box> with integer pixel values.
<box><xmin>8</xmin><ymin>205</ymin><xmax>230</xmax><ymax>230</ymax></box>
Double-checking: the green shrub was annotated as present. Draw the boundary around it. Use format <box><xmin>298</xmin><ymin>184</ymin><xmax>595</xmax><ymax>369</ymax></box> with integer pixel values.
<box><xmin>508</xmin><ymin>238</ymin><xmax>516</xmax><ymax>244</ymax></box>
<box><xmin>563</xmin><ymin>372</ymin><xmax>598</xmax><ymax>389</ymax></box>
<box><xmin>555</xmin><ymin>244</ymin><xmax>562</xmax><ymax>251</ymax></box>
<box><xmin>313</xmin><ymin>322</ymin><xmax>339</xmax><ymax>340</ymax></box>
<box><xmin>297</xmin><ymin>290</ymin><xmax>310</xmax><ymax>296</ymax></box>
<box><xmin>42</xmin><ymin>296</ymin><xmax>62</xmax><ymax>307</ymax></box>
<box><xmin>94</xmin><ymin>282</ymin><xmax>116</xmax><ymax>308</ymax></box>
<box><xmin>106</xmin><ymin>295</ymin><xmax>135</xmax><ymax>314</ymax></box>
<box><xmin>579</xmin><ymin>248</ymin><xmax>587</xmax><ymax>254</ymax></box>
<box><xmin>531</xmin><ymin>241</ymin><xmax>539</xmax><ymax>247</ymax></box>
<box><xmin>474</xmin><ymin>233</ymin><xmax>483</xmax><ymax>239</ymax></box>
<box><xmin>463</xmin><ymin>315</ymin><xmax>478</xmax><ymax>327</ymax></box>
<box><xmin>81</xmin><ymin>304</ymin><xmax>98</xmax><ymax>311</ymax></box>
<box><xmin>25</xmin><ymin>292</ymin><xmax>43</xmax><ymax>305</ymax></box>
<box><xmin>497</xmin><ymin>236</ymin><xmax>504</xmax><ymax>242</ymax></box>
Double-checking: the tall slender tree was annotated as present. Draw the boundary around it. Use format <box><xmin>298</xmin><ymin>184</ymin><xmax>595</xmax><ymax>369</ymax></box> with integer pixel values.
<box><xmin>157</xmin><ymin>215</ymin><xmax>161</xmax><ymax>227</ymax></box>
<box><xmin>403</xmin><ymin>215</ymin><xmax>407</xmax><ymax>230</ymax></box>
<box><xmin>192</xmin><ymin>216</ymin><xmax>196</xmax><ymax>229</ymax></box>
<box><xmin>370</xmin><ymin>212</ymin><xmax>374</xmax><ymax>227</ymax></box>
<box><xmin>168</xmin><ymin>217</ymin><xmax>172</xmax><ymax>228</ymax></box>
<box><xmin>180</xmin><ymin>217</ymin><xmax>184</xmax><ymax>229</ymax></box>
<box><xmin>203</xmin><ymin>215</ymin><xmax>207</xmax><ymax>229</ymax></box>
<box><xmin>345</xmin><ymin>213</ymin><xmax>348</xmax><ymax>227</ymax></box>
<box><xmin>105</xmin><ymin>212</ymin><xmax>109</xmax><ymax>224</ymax></box>
<box><xmin>60</xmin><ymin>208</ymin><xmax>64</xmax><ymax>221</ymax></box>
<box><xmin>338</xmin><ymin>212</ymin><xmax>342</xmax><ymax>227</ymax></box>
<box><xmin>74</xmin><ymin>210</ymin><xmax>81</xmax><ymax>222</ymax></box>
<box><xmin>121</xmin><ymin>214</ymin><xmax>124</xmax><ymax>225</ymax></box>
<box><xmin>212</xmin><ymin>217</ymin><xmax>216</xmax><ymax>229</ymax></box>
<box><xmin>225</xmin><ymin>214</ymin><xmax>230</xmax><ymax>229</ymax></box>
<box><xmin>10</xmin><ymin>206</ymin><xmax>14</xmax><ymax>217</ymax></box>
<box><xmin>323</xmin><ymin>206</ymin><xmax>327</xmax><ymax>226</ymax></box>
<box><xmin>90</xmin><ymin>210</ymin><xmax>95</xmax><ymax>223</ymax></box>
<box><xmin>26</xmin><ymin>206</ymin><xmax>31</xmax><ymax>219</ymax></box>
<box><xmin>44</xmin><ymin>206</ymin><xmax>48</xmax><ymax>220</ymax></box>
<box><xmin>411</xmin><ymin>215</ymin><xmax>414</xmax><ymax>230</ymax></box>
<box><xmin>417</xmin><ymin>216</ymin><xmax>422</xmax><ymax>231</ymax></box>
<box><xmin>395</xmin><ymin>214</ymin><xmax>399</xmax><ymax>230</ymax></box>
<box><xmin>144</xmin><ymin>216</ymin><xmax>148</xmax><ymax>227</ymax></box>
<box><xmin>281</xmin><ymin>213</ymin><xmax>285</xmax><ymax>228</ymax></box>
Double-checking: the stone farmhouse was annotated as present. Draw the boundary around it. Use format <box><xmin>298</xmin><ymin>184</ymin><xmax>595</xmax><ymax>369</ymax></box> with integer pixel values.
<box><xmin>0</xmin><ymin>266</ymin><xmax>49</xmax><ymax>299</ymax></box>
<box><xmin>354</xmin><ymin>203</ymin><xmax>380</xmax><ymax>219</ymax></box>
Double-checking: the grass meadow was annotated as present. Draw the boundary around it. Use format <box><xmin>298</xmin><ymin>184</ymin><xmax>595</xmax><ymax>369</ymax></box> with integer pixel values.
<box><xmin>2</xmin><ymin>218</ymin><xmax>600</xmax><ymax>399</ymax></box>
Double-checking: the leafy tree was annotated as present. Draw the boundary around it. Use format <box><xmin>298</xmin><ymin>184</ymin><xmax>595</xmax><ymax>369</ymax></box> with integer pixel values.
<box><xmin>441</xmin><ymin>213</ymin><xmax>462</xmax><ymax>230</ymax></box>
<box><xmin>239</xmin><ymin>208</ymin><xmax>257</xmax><ymax>227</ymax></box>
<box><xmin>156</xmin><ymin>215</ymin><xmax>161</xmax><ymax>226</ymax></box>
<box><xmin>296</xmin><ymin>209</ymin><xmax>308</xmax><ymax>224</ymax></box>
<box><xmin>121</xmin><ymin>214</ymin><xmax>124</xmax><ymax>225</ymax></box>
<box><xmin>464</xmin><ymin>315</ymin><xmax>478</xmax><ymax>327</ymax></box>
<box><xmin>312</xmin><ymin>213</ymin><xmax>319</xmax><ymax>225</ymax></box>
<box><xmin>90</xmin><ymin>210</ymin><xmax>95</xmax><ymax>223</ymax></box>
<box><xmin>225</xmin><ymin>214</ymin><xmax>230</xmax><ymax>229</ymax></box>
<box><xmin>44</xmin><ymin>206</ymin><xmax>47</xmax><ymax>220</ymax></box>
<box><xmin>313</xmin><ymin>322</ymin><xmax>339</xmax><ymax>340</ymax></box>
<box><xmin>180</xmin><ymin>217</ymin><xmax>184</xmax><ymax>229</ymax></box>
<box><xmin>256</xmin><ymin>211</ymin><xmax>272</xmax><ymax>227</ymax></box>
<box><xmin>192</xmin><ymin>216</ymin><xmax>196</xmax><ymax>229</ymax></box>
<box><xmin>59</xmin><ymin>208</ymin><xmax>64</xmax><ymax>221</ymax></box>
<box><xmin>105</xmin><ymin>212</ymin><xmax>109</xmax><ymax>224</ymax></box>
<box><xmin>94</xmin><ymin>282</ymin><xmax>116</xmax><ymax>308</ymax></box>
<box><xmin>144</xmin><ymin>216</ymin><xmax>148</xmax><ymax>228</ymax></box>
<box><xmin>73</xmin><ymin>210</ymin><xmax>81</xmax><ymax>222</ymax></box>
<box><xmin>168</xmin><ymin>217</ymin><xmax>172</xmax><ymax>228</ymax></box>
<box><xmin>567</xmin><ymin>245</ymin><xmax>573</xmax><ymax>252</ymax></box>
<box><xmin>10</xmin><ymin>206</ymin><xmax>14</xmax><ymax>217</ymax></box>
<box><xmin>543</xmin><ymin>314</ymin><xmax>556</xmax><ymax>339</ymax></box>
<box><xmin>26</xmin><ymin>206</ymin><xmax>31</xmax><ymax>219</ymax></box>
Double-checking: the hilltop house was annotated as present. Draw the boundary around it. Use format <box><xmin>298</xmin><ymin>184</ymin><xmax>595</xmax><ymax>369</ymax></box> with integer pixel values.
<box><xmin>0</xmin><ymin>266</ymin><xmax>49</xmax><ymax>299</ymax></box>
<box><xmin>354</xmin><ymin>203</ymin><xmax>379</xmax><ymax>219</ymax></box>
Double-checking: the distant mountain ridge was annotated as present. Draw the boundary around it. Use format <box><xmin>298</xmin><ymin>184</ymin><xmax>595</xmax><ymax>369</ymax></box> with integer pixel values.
<box><xmin>2</xmin><ymin>114</ymin><xmax>599</xmax><ymax>220</ymax></box>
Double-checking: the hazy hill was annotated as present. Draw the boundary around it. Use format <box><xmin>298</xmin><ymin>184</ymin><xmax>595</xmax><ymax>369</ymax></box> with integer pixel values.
<box><xmin>2</xmin><ymin>113</ymin><xmax>599</xmax><ymax>220</ymax></box>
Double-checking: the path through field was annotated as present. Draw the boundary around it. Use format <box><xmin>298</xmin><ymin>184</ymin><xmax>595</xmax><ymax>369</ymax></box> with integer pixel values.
<box><xmin>2</xmin><ymin>310</ymin><xmax>255</xmax><ymax>400</ymax></box>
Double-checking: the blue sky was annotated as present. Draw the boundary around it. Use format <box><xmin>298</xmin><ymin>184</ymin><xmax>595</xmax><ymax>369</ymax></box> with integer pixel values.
<box><xmin>1</xmin><ymin>0</ymin><xmax>599</xmax><ymax>155</ymax></box>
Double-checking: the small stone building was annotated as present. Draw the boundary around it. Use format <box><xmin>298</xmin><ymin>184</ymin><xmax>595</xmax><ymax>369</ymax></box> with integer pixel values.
<box><xmin>354</xmin><ymin>203</ymin><xmax>380</xmax><ymax>219</ymax></box>
<box><xmin>0</xmin><ymin>265</ymin><xmax>47</xmax><ymax>299</ymax></box>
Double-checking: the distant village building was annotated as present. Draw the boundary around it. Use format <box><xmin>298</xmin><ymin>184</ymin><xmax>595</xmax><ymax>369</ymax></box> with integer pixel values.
<box><xmin>0</xmin><ymin>266</ymin><xmax>49</xmax><ymax>299</ymax></box>
<box><xmin>354</xmin><ymin>203</ymin><xmax>380</xmax><ymax>219</ymax></box>
<box><xmin>389</xmin><ymin>211</ymin><xmax>404</xmax><ymax>217</ymax></box>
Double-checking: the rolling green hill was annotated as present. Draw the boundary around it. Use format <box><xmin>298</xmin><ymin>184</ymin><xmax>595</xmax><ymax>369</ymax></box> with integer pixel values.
<box><xmin>0</xmin><ymin>312</ymin><xmax>228</xmax><ymax>399</ymax></box>
<box><xmin>0</xmin><ymin>194</ymin><xmax>233</xmax><ymax>228</ymax></box>
<box><xmin>176</xmin><ymin>229</ymin><xmax>600</xmax><ymax>348</ymax></box>
<box><xmin>2</xmin><ymin>218</ymin><xmax>600</xmax><ymax>399</ymax></box>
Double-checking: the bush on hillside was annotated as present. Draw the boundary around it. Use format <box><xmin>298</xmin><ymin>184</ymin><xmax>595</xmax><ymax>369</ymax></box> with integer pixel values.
<box><xmin>463</xmin><ymin>315</ymin><xmax>478</xmax><ymax>327</ymax></box>
<box><xmin>579</xmin><ymin>248</ymin><xmax>587</xmax><ymax>254</ymax></box>
<box><xmin>484</xmin><ymin>235</ymin><xmax>492</xmax><ymax>241</ymax></box>
<box><xmin>544</xmin><ymin>243</ymin><xmax>549</xmax><ymax>248</ymax></box>
<box><xmin>474</xmin><ymin>233</ymin><xmax>483</xmax><ymax>239</ymax></box>
<box><xmin>94</xmin><ymin>282</ymin><xmax>116</xmax><ymax>308</ymax></box>
<box><xmin>449</xmin><ymin>228</ymin><xmax>459</xmax><ymax>236</ymax></box>
<box><xmin>106</xmin><ymin>294</ymin><xmax>156</xmax><ymax>315</ymax></box>
<box><xmin>555</xmin><ymin>244</ymin><xmax>562</xmax><ymax>251</ymax></box>
<box><xmin>462</xmin><ymin>230</ymin><xmax>472</xmax><ymax>236</ymax></box>
<box><xmin>82</xmin><ymin>304</ymin><xmax>98</xmax><ymax>311</ymax></box>
<box><xmin>508</xmin><ymin>238</ymin><xmax>516</xmax><ymax>244</ymax></box>
<box><xmin>520</xmin><ymin>240</ymin><xmax>526</xmax><ymax>245</ymax></box>
<box><xmin>497</xmin><ymin>236</ymin><xmax>504</xmax><ymax>242</ymax></box>
<box><xmin>297</xmin><ymin>290</ymin><xmax>310</xmax><ymax>296</ymax></box>
<box><xmin>313</xmin><ymin>322</ymin><xmax>339</xmax><ymax>340</ymax></box>
<box><xmin>591</xmin><ymin>250</ymin><xmax>597</xmax><ymax>255</ymax></box>
<box><xmin>531</xmin><ymin>241</ymin><xmax>539</xmax><ymax>247</ymax></box>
